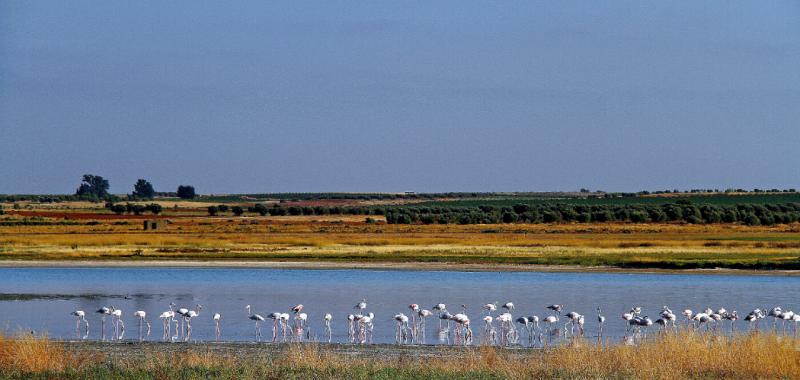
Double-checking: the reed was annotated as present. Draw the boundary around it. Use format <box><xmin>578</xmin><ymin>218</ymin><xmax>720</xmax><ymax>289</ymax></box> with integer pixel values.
<box><xmin>0</xmin><ymin>332</ymin><xmax>797</xmax><ymax>379</ymax></box>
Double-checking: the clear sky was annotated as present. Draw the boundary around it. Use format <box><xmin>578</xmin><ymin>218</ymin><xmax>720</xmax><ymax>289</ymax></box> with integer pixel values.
<box><xmin>1</xmin><ymin>1</ymin><xmax>798</xmax><ymax>194</ymax></box>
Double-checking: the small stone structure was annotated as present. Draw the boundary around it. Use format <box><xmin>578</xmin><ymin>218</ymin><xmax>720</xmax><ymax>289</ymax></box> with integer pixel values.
<box><xmin>143</xmin><ymin>220</ymin><xmax>159</xmax><ymax>230</ymax></box>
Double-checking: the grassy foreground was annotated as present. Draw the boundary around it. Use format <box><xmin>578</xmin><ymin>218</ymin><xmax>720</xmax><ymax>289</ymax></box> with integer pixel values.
<box><xmin>1</xmin><ymin>333</ymin><xmax>798</xmax><ymax>379</ymax></box>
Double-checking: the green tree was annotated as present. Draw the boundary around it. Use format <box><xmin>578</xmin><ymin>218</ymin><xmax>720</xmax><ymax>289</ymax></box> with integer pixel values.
<box><xmin>75</xmin><ymin>174</ymin><xmax>110</xmax><ymax>199</ymax></box>
<box><xmin>133</xmin><ymin>179</ymin><xmax>155</xmax><ymax>199</ymax></box>
<box><xmin>131</xmin><ymin>204</ymin><xmax>146</xmax><ymax>215</ymax></box>
<box><xmin>146</xmin><ymin>203</ymin><xmax>163</xmax><ymax>215</ymax></box>
<box><xmin>253</xmin><ymin>204</ymin><xmax>268</xmax><ymax>216</ymax></box>
<box><xmin>207</xmin><ymin>206</ymin><xmax>219</xmax><ymax>216</ymax></box>
<box><xmin>232</xmin><ymin>206</ymin><xmax>244</xmax><ymax>216</ymax></box>
<box><xmin>217</xmin><ymin>205</ymin><xmax>229</xmax><ymax>212</ymax></box>
<box><xmin>110</xmin><ymin>204</ymin><xmax>126</xmax><ymax>215</ymax></box>
<box><xmin>177</xmin><ymin>185</ymin><xmax>196</xmax><ymax>199</ymax></box>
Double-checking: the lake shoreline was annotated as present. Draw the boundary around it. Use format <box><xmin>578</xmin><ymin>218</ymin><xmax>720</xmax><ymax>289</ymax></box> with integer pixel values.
<box><xmin>1</xmin><ymin>259</ymin><xmax>798</xmax><ymax>276</ymax></box>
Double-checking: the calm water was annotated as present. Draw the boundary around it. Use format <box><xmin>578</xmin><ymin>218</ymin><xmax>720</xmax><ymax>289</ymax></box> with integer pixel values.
<box><xmin>0</xmin><ymin>267</ymin><xmax>798</xmax><ymax>344</ymax></box>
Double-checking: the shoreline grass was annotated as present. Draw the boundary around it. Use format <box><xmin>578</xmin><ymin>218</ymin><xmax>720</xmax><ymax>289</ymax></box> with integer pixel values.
<box><xmin>0</xmin><ymin>332</ymin><xmax>798</xmax><ymax>379</ymax></box>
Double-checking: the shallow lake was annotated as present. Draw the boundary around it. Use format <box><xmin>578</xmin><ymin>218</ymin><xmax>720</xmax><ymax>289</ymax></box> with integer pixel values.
<box><xmin>0</xmin><ymin>267</ymin><xmax>797</xmax><ymax>345</ymax></box>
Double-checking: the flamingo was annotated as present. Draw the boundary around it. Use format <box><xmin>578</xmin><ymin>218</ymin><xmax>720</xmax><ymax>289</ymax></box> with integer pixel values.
<box><xmin>621</xmin><ymin>311</ymin><xmax>634</xmax><ymax>332</ymax></box>
<box><xmin>183</xmin><ymin>304</ymin><xmax>202</xmax><ymax>341</ymax></box>
<box><xmin>408</xmin><ymin>304</ymin><xmax>419</xmax><ymax>342</ymax></box>
<box><xmin>356</xmin><ymin>312</ymin><xmax>375</xmax><ymax>344</ymax></box>
<box><xmin>543</xmin><ymin>315</ymin><xmax>559</xmax><ymax>343</ymax></box>
<box><xmin>433</xmin><ymin>303</ymin><xmax>447</xmax><ymax>330</ymax></box>
<box><xmin>744</xmin><ymin>311</ymin><xmax>758</xmax><ymax>330</ymax></box>
<box><xmin>528</xmin><ymin>315</ymin><xmax>541</xmax><ymax>343</ymax></box>
<box><xmin>780</xmin><ymin>311</ymin><xmax>795</xmax><ymax>334</ymax></box>
<box><xmin>723</xmin><ymin>310</ymin><xmax>738</xmax><ymax>332</ymax></box>
<box><xmin>546</xmin><ymin>304</ymin><xmax>563</xmax><ymax>318</ymax></box>
<box><xmin>792</xmin><ymin>314</ymin><xmax>800</xmax><ymax>335</ymax></box>
<box><xmin>502</xmin><ymin>302</ymin><xmax>515</xmax><ymax>312</ymax></box>
<box><xmin>213</xmin><ymin>313</ymin><xmax>221</xmax><ymax>341</ymax></box>
<box><xmin>347</xmin><ymin>314</ymin><xmax>356</xmax><ymax>342</ymax></box>
<box><xmin>597</xmin><ymin>308</ymin><xmax>606</xmax><ymax>337</ymax></box>
<box><xmin>176</xmin><ymin>306</ymin><xmax>190</xmax><ymax>340</ymax></box>
<box><xmin>245</xmin><ymin>305</ymin><xmax>265</xmax><ymax>342</ymax></box>
<box><xmin>393</xmin><ymin>313</ymin><xmax>410</xmax><ymax>344</ymax></box>
<box><xmin>417</xmin><ymin>309</ymin><xmax>432</xmax><ymax>343</ymax></box>
<box><xmin>482</xmin><ymin>315</ymin><xmax>496</xmax><ymax>345</ymax></box>
<box><xmin>280</xmin><ymin>313</ymin><xmax>290</xmax><ymax>341</ymax></box>
<box><xmin>323</xmin><ymin>313</ymin><xmax>332</xmax><ymax>343</ymax></box>
<box><xmin>496</xmin><ymin>313</ymin><xmax>516</xmax><ymax>346</ymax></box>
<box><xmin>294</xmin><ymin>312</ymin><xmax>308</xmax><ymax>341</ymax></box>
<box><xmin>451</xmin><ymin>313</ymin><xmax>472</xmax><ymax>345</ymax></box>
<box><xmin>354</xmin><ymin>299</ymin><xmax>367</xmax><ymax>313</ymax></box>
<box><xmin>133</xmin><ymin>310</ymin><xmax>150</xmax><ymax>342</ymax></box>
<box><xmin>516</xmin><ymin>316</ymin><xmax>532</xmax><ymax>346</ymax></box>
<box><xmin>564</xmin><ymin>312</ymin><xmax>583</xmax><ymax>336</ymax></box>
<box><xmin>660</xmin><ymin>307</ymin><xmax>677</xmax><ymax>331</ymax></box>
<box><xmin>96</xmin><ymin>306</ymin><xmax>111</xmax><ymax>341</ymax></box>
<box><xmin>111</xmin><ymin>308</ymin><xmax>124</xmax><ymax>340</ymax></box>
<box><xmin>159</xmin><ymin>306</ymin><xmax>176</xmax><ymax>342</ymax></box>
<box><xmin>682</xmin><ymin>309</ymin><xmax>693</xmax><ymax>327</ymax></box>
<box><xmin>483</xmin><ymin>303</ymin><xmax>497</xmax><ymax>314</ymax></box>
<box><xmin>768</xmin><ymin>307</ymin><xmax>783</xmax><ymax>330</ymax></box>
<box><xmin>70</xmin><ymin>310</ymin><xmax>89</xmax><ymax>340</ymax></box>
<box><xmin>269</xmin><ymin>312</ymin><xmax>282</xmax><ymax>342</ymax></box>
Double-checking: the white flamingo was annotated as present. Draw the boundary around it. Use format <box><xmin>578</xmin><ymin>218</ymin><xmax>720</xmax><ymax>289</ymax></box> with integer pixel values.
<box><xmin>96</xmin><ymin>306</ymin><xmax>111</xmax><ymax>341</ymax></box>
<box><xmin>597</xmin><ymin>308</ymin><xmax>606</xmax><ymax>337</ymax></box>
<box><xmin>70</xmin><ymin>310</ymin><xmax>89</xmax><ymax>340</ymax></box>
<box><xmin>111</xmin><ymin>307</ymin><xmax>124</xmax><ymax>340</ymax></box>
<box><xmin>245</xmin><ymin>305</ymin><xmax>265</xmax><ymax>342</ymax></box>
<box><xmin>323</xmin><ymin>313</ymin><xmax>333</xmax><ymax>343</ymax></box>
<box><xmin>417</xmin><ymin>309</ymin><xmax>432</xmax><ymax>343</ymax></box>
<box><xmin>394</xmin><ymin>313</ymin><xmax>410</xmax><ymax>344</ymax></box>
<box><xmin>213</xmin><ymin>313</ymin><xmax>222</xmax><ymax>341</ymax></box>
<box><xmin>183</xmin><ymin>304</ymin><xmax>202</xmax><ymax>342</ymax></box>
<box><xmin>133</xmin><ymin>310</ymin><xmax>150</xmax><ymax>342</ymax></box>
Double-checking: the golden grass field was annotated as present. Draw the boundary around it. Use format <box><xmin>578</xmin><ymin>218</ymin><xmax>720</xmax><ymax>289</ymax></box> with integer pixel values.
<box><xmin>2</xmin><ymin>206</ymin><xmax>800</xmax><ymax>270</ymax></box>
<box><xmin>0</xmin><ymin>332</ymin><xmax>798</xmax><ymax>379</ymax></box>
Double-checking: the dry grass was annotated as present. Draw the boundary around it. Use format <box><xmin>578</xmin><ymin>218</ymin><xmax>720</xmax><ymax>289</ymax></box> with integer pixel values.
<box><xmin>0</xmin><ymin>333</ymin><xmax>100</xmax><ymax>373</ymax></box>
<box><xmin>1</xmin><ymin>218</ymin><xmax>800</xmax><ymax>269</ymax></box>
<box><xmin>0</xmin><ymin>333</ymin><xmax>798</xmax><ymax>379</ymax></box>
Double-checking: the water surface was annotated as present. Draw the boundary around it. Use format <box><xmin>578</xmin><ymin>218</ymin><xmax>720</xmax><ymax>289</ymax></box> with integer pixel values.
<box><xmin>0</xmin><ymin>267</ymin><xmax>797</xmax><ymax>344</ymax></box>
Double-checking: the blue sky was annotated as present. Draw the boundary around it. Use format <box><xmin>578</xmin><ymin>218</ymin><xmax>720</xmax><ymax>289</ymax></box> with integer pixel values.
<box><xmin>1</xmin><ymin>1</ymin><xmax>798</xmax><ymax>194</ymax></box>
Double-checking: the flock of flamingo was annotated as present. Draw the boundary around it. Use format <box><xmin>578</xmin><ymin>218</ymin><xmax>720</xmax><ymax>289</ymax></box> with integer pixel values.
<box><xmin>68</xmin><ymin>300</ymin><xmax>800</xmax><ymax>346</ymax></box>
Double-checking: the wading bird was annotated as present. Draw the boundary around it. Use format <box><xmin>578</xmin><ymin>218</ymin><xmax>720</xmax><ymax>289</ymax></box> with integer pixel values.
<box><xmin>70</xmin><ymin>310</ymin><xmax>89</xmax><ymax>340</ymax></box>
<box><xmin>111</xmin><ymin>307</ymin><xmax>124</xmax><ymax>340</ymax></box>
<box><xmin>354</xmin><ymin>299</ymin><xmax>367</xmax><ymax>313</ymax></box>
<box><xmin>133</xmin><ymin>310</ymin><xmax>150</xmax><ymax>342</ymax></box>
<box><xmin>245</xmin><ymin>305</ymin><xmax>265</xmax><ymax>342</ymax></box>
<box><xmin>182</xmin><ymin>304</ymin><xmax>202</xmax><ymax>341</ymax></box>
<box><xmin>96</xmin><ymin>307</ymin><xmax>111</xmax><ymax>341</ymax></box>
<box><xmin>323</xmin><ymin>313</ymin><xmax>332</xmax><ymax>343</ymax></box>
<box><xmin>597</xmin><ymin>308</ymin><xmax>606</xmax><ymax>337</ymax></box>
<box><xmin>213</xmin><ymin>313</ymin><xmax>221</xmax><ymax>341</ymax></box>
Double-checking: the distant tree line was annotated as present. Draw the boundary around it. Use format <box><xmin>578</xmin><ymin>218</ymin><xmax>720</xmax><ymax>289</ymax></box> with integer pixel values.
<box><xmin>383</xmin><ymin>203</ymin><xmax>800</xmax><ymax>226</ymax></box>
<box><xmin>106</xmin><ymin>202</ymin><xmax>163</xmax><ymax>215</ymax></box>
<box><xmin>207</xmin><ymin>203</ymin><xmax>384</xmax><ymax>217</ymax></box>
